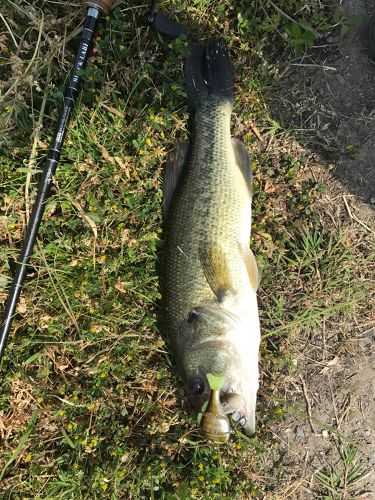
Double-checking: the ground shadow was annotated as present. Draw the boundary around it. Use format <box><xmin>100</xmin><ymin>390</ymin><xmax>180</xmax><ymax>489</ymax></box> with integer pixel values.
<box><xmin>274</xmin><ymin>0</ymin><xmax>375</xmax><ymax>206</ymax></box>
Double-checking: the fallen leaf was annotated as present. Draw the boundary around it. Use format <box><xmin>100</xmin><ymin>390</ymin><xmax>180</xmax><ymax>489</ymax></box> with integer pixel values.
<box><xmin>320</xmin><ymin>356</ymin><xmax>339</xmax><ymax>374</ymax></box>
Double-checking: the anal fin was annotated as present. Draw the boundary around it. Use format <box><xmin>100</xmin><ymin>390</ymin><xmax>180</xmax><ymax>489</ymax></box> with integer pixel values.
<box><xmin>238</xmin><ymin>242</ymin><xmax>261</xmax><ymax>291</ymax></box>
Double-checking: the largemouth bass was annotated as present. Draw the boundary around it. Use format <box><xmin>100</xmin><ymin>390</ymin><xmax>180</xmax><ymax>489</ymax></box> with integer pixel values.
<box><xmin>162</xmin><ymin>38</ymin><xmax>261</xmax><ymax>439</ymax></box>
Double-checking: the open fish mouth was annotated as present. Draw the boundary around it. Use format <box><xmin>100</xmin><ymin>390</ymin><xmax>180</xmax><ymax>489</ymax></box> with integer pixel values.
<box><xmin>220</xmin><ymin>391</ymin><xmax>254</xmax><ymax>434</ymax></box>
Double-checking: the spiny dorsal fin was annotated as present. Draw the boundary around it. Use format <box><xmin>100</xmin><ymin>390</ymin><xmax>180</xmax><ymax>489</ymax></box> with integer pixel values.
<box><xmin>231</xmin><ymin>138</ymin><xmax>252</xmax><ymax>194</ymax></box>
<box><xmin>238</xmin><ymin>241</ymin><xmax>260</xmax><ymax>291</ymax></box>
<box><xmin>163</xmin><ymin>141</ymin><xmax>190</xmax><ymax>217</ymax></box>
<box><xmin>199</xmin><ymin>243</ymin><xmax>234</xmax><ymax>301</ymax></box>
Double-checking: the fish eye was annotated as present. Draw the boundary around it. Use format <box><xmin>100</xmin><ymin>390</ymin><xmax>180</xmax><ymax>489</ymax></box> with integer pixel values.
<box><xmin>188</xmin><ymin>377</ymin><xmax>205</xmax><ymax>395</ymax></box>
<box><xmin>187</xmin><ymin>309</ymin><xmax>200</xmax><ymax>323</ymax></box>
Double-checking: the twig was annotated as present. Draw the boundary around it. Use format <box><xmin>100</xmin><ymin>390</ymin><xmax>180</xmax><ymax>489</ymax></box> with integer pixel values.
<box><xmin>299</xmin><ymin>374</ymin><xmax>318</xmax><ymax>435</ymax></box>
<box><xmin>0</xmin><ymin>11</ymin><xmax>18</xmax><ymax>49</ymax></box>
<box><xmin>248</xmin><ymin>119</ymin><xmax>263</xmax><ymax>141</ymax></box>
<box><xmin>343</xmin><ymin>195</ymin><xmax>374</xmax><ymax>234</ymax></box>
<box><xmin>328</xmin><ymin>374</ymin><xmax>340</xmax><ymax>428</ymax></box>
<box><xmin>289</xmin><ymin>63</ymin><xmax>336</xmax><ymax>71</ymax></box>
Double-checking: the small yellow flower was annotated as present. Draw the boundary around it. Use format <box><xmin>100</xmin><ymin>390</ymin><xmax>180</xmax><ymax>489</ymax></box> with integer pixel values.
<box><xmin>25</xmin><ymin>453</ymin><xmax>32</xmax><ymax>462</ymax></box>
<box><xmin>99</xmin><ymin>372</ymin><xmax>106</xmax><ymax>379</ymax></box>
<box><xmin>236</xmin><ymin>443</ymin><xmax>241</xmax><ymax>450</ymax></box>
<box><xmin>198</xmin><ymin>463</ymin><xmax>204</xmax><ymax>471</ymax></box>
<box><xmin>99</xmin><ymin>255</ymin><xmax>106</xmax><ymax>263</ymax></box>
<box><xmin>82</xmin><ymin>280</ymin><xmax>88</xmax><ymax>286</ymax></box>
<box><xmin>57</xmin><ymin>409</ymin><xmax>65</xmax><ymax>417</ymax></box>
<box><xmin>171</xmin><ymin>84</ymin><xmax>178</xmax><ymax>91</ymax></box>
<box><xmin>101</xmin><ymin>482</ymin><xmax>108</xmax><ymax>491</ymax></box>
<box><xmin>198</xmin><ymin>475</ymin><xmax>204</xmax><ymax>482</ymax></box>
<box><xmin>73</xmin><ymin>463</ymin><xmax>79</xmax><ymax>471</ymax></box>
<box><xmin>212</xmin><ymin>478</ymin><xmax>220</xmax><ymax>484</ymax></box>
<box><xmin>2</xmin><ymin>47</ymin><xmax>9</xmax><ymax>53</ymax></box>
<box><xmin>146</xmin><ymin>138</ymin><xmax>152</xmax><ymax>146</ymax></box>
<box><xmin>149</xmin><ymin>114</ymin><xmax>155</xmax><ymax>120</ymax></box>
<box><xmin>67</xmin><ymin>423</ymin><xmax>73</xmax><ymax>431</ymax></box>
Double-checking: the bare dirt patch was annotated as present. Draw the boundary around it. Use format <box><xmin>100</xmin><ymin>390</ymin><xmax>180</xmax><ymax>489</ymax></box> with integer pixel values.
<box><xmin>270</xmin><ymin>0</ymin><xmax>375</xmax><ymax>496</ymax></box>
<box><xmin>276</xmin><ymin>0</ymin><xmax>375</xmax><ymax>205</ymax></box>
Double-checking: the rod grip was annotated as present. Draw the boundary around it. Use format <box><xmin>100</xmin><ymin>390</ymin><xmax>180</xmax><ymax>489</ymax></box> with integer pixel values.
<box><xmin>84</xmin><ymin>0</ymin><xmax>112</xmax><ymax>15</ymax></box>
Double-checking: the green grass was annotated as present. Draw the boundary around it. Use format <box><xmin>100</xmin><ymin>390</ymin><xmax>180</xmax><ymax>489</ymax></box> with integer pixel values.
<box><xmin>315</xmin><ymin>442</ymin><xmax>371</xmax><ymax>499</ymax></box>
<box><xmin>0</xmin><ymin>0</ymin><xmax>373</xmax><ymax>497</ymax></box>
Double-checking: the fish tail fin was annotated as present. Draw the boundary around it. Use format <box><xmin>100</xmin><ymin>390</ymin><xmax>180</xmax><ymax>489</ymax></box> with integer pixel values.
<box><xmin>184</xmin><ymin>38</ymin><xmax>233</xmax><ymax>109</ymax></box>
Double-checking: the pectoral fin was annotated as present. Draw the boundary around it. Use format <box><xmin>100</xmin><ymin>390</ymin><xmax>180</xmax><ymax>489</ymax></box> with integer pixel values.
<box><xmin>163</xmin><ymin>141</ymin><xmax>190</xmax><ymax>217</ymax></box>
<box><xmin>238</xmin><ymin>242</ymin><xmax>261</xmax><ymax>291</ymax></box>
<box><xmin>199</xmin><ymin>243</ymin><xmax>233</xmax><ymax>301</ymax></box>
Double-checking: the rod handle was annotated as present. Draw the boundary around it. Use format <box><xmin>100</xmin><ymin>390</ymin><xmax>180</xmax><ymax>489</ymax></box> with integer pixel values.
<box><xmin>84</xmin><ymin>0</ymin><xmax>112</xmax><ymax>15</ymax></box>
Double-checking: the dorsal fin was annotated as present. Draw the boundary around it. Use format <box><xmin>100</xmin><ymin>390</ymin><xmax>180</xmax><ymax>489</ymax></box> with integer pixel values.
<box><xmin>163</xmin><ymin>141</ymin><xmax>190</xmax><ymax>217</ymax></box>
<box><xmin>231</xmin><ymin>138</ymin><xmax>252</xmax><ymax>194</ymax></box>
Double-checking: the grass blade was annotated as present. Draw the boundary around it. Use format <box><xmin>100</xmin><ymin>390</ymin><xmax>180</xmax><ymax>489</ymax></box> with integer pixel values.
<box><xmin>0</xmin><ymin>407</ymin><xmax>39</xmax><ymax>480</ymax></box>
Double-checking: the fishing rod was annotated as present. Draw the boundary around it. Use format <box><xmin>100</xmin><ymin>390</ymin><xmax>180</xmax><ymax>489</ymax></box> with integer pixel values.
<box><xmin>0</xmin><ymin>0</ymin><xmax>113</xmax><ymax>360</ymax></box>
<box><xmin>0</xmin><ymin>0</ymin><xmax>188</xmax><ymax>361</ymax></box>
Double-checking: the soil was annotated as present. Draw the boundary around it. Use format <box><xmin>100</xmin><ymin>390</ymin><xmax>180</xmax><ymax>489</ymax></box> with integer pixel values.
<box><xmin>270</xmin><ymin>0</ymin><xmax>375</xmax><ymax>497</ymax></box>
<box><xmin>276</xmin><ymin>0</ymin><xmax>375</xmax><ymax>206</ymax></box>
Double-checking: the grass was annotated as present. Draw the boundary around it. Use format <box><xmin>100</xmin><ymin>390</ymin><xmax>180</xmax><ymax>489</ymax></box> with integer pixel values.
<box><xmin>0</xmin><ymin>0</ymin><xmax>374</xmax><ymax>498</ymax></box>
<box><xmin>315</xmin><ymin>442</ymin><xmax>371</xmax><ymax>499</ymax></box>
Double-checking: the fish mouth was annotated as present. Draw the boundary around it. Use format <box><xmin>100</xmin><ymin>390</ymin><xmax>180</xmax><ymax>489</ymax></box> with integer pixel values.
<box><xmin>220</xmin><ymin>391</ymin><xmax>256</xmax><ymax>435</ymax></box>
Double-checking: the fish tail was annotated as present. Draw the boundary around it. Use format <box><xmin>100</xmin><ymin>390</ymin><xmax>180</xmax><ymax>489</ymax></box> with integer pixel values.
<box><xmin>184</xmin><ymin>38</ymin><xmax>233</xmax><ymax>109</ymax></box>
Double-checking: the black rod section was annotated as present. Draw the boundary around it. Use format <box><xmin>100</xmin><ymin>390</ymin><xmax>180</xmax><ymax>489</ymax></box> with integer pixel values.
<box><xmin>0</xmin><ymin>7</ymin><xmax>102</xmax><ymax>359</ymax></box>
